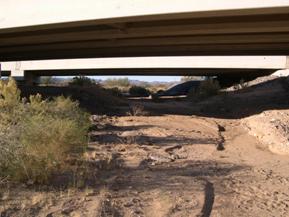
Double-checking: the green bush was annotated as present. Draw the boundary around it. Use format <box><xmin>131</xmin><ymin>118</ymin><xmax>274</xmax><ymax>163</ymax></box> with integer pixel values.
<box><xmin>129</xmin><ymin>85</ymin><xmax>151</xmax><ymax>97</ymax></box>
<box><xmin>188</xmin><ymin>78</ymin><xmax>220</xmax><ymax>100</ymax></box>
<box><xmin>0</xmin><ymin>78</ymin><xmax>90</xmax><ymax>183</ymax></box>
<box><xmin>69</xmin><ymin>76</ymin><xmax>96</xmax><ymax>87</ymax></box>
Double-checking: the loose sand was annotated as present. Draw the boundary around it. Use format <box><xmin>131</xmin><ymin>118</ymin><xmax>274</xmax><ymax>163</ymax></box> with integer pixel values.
<box><xmin>1</xmin><ymin>76</ymin><xmax>289</xmax><ymax>217</ymax></box>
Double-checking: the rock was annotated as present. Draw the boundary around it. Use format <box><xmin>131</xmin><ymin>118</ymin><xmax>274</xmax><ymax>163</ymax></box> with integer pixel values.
<box><xmin>119</xmin><ymin>131</ymin><xmax>139</xmax><ymax>137</ymax></box>
<box><xmin>165</xmin><ymin>145</ymin><xmax>182</xmax><ymax>153</ymax></box>
<box><xmin>147</xmin><ymin>153</ymin><xmax>173</xmax><ymax>164</ymax></box>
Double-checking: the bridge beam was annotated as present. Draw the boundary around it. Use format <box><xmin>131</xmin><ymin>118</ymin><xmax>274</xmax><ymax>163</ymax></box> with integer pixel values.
<box><xmin>24</xmin><ymin>68</ymin><xmax>276</xmax><ymax>77</ymax></box>
<box><xmin>1</xmin><ymin>6</ymin><xmax>289</xmax><ymax>61</ymax></box>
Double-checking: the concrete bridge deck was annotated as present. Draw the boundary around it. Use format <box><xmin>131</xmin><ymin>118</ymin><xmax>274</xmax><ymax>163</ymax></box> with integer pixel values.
<box><xmin>1</xmin><ymin>1</ymin><xmax>289</xmax><ymax>61</ymax></box>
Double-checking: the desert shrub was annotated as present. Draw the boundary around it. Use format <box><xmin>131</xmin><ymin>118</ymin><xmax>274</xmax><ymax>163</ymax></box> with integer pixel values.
<box><xmin>127</xmin><ymin>103</ymin><xmax>148</xmax><ymax>116</ymax></box>
<box><xmin>19</xmin><ymin>85</ymin><xmax>127</xmax><ymax>114</ymax></box>
<box><xmin>0</xmin><ymin>78</ymin><xmax>90</xmax><ymax>183</ymax></box>
<box><xmin>129</xmin><ymin>85</ymin><xmax>151</xmax><ymax>97</ymax></box>
<box><xmin>188</xmin><ymin>78</ymin><xmax>220</xmax><ymax>100</ymax></box>
<box><xmin>69</xmin><ymin>76</ymin><xmax>96</xmax><ymax>87</ymax></box>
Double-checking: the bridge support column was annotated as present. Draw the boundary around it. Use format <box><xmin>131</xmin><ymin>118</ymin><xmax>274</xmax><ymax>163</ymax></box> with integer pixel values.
<box><xmin>24</xmin><ymin>71</ymin><xmax>37</xmax><ymax>85</ymax></box>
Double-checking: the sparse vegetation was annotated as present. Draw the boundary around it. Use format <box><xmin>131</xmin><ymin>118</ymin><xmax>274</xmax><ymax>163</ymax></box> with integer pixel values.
<box><xmin>127</xmin><ymin>103</ymin><xmax>148</xmax><ymax>116</ymax></box>
<box><xmin>69</xmin><ymin>76</ymin><xmax>96</xmax><ymax>87</ymax></box>
<box><xmin>233</xmin><ymin>79</ymin><xmax>248</xmax><ymax>90</ymax></box>
<box><xmin>188</xmin><ymin>78</ymin><xmax>220</xmax><ymax>100</ymax></box>
<box><xmin>101</xmin><ymin>78</ymin><xmax>174</xmax><ymax>96</ymax></box>
<box><xmin>129</xmin><ymin>85</ymin><xmax>151</xmax><ymax>97</ymax></box>
<box><xmin>0</xmin><ymin>78</ymin><xmax>90</xmax><ymax>184</ymax></box>
<box><xmin>147</xmin><ymin>83</ymin><xmax>172</xmax><ymax>94</ymax></box>
<box><xmin>20</xmin><ymin>84</ymin><xmax>127</xmax><ymax>114</ymax></box>
<box><xmin>103</xmin><ymin>78</ymin><xmax>130</xmax><ymax>88</ymax></box>
<box><xmin>40</xmin><ymin>76</ymin><xmax>53</xmax><ymax>86</ymax></box>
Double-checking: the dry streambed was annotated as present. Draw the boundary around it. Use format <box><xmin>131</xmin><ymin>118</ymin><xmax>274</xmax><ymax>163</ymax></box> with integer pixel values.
<box><xmin>1</xmin><ymin>114</ymin><xmax>289</xmax><ymax>217</ymax></box>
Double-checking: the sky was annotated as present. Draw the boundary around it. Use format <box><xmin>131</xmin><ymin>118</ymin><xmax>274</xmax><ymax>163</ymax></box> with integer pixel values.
<box><xmin>87</xmin><ymin>76</ymin><xmax>181</xmax><ymax>82</ymax></box>
<box><xmin>60</xmin><ymin>75</ymin><xmax>182</xmax><ymax>82</ymax></box>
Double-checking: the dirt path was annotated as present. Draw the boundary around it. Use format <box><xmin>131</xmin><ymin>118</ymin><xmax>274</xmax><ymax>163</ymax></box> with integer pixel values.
<box><xmin>1</xmin><ymin>112</ymin><xmax>289</xmax><ymax>217</ymax></box>
<box><xmin>85</xmin><ymin>114</ymin><xmax>289</xmax><ymax>217</ymax></box>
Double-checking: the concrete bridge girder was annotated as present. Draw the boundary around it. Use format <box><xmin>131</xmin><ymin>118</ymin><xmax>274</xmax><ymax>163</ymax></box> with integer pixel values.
<box><xmin>1</xmin><ymin>56</ymin><xmax>288</xmax><ymax>84</ymax></box>
<box><xmin>25</xmin><ymin>68</ymin><xmax>277</xmax><ymax>87</ymax></box>
<box><xmin>1</xmin><ymin>6</ymin><xmax>289</xmax><ymax>61</ymax></box>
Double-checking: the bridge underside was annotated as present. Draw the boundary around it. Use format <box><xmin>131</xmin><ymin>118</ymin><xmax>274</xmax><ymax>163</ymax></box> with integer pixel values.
<box><xmin>21</xmin><ymin>68</ymin><xmax>276</xmax><ymax>87</ymax></box>
<box><xmin>1</xmin><ymin>6</ymin><xmax>289</xmax><ymax>61</ymax></box>
<box><xmin>24</xmin><ymin>68</ymin><xmax>276</xmax><ymax>77</ymax></box>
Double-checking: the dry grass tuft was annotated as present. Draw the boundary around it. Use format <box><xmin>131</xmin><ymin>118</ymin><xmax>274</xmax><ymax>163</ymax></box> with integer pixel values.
<box><xmin>127</xmin><ymin>103</ymin><xmax>148</xmax><ymax>116</ymax></box>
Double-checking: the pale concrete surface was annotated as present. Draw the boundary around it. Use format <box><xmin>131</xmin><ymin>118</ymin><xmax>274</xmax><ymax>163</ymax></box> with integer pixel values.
<box><xmin>1</xmin><ymin>62</ymin><xmax>24</xmax><ymax>77</ymax></box>
<box><xmin>272</xmin><ymin>69</ymin><xmax>289</xmax><ymax>77</ymax></box>
<box><xmin>1</xmin><ymin>1</ymin><xmax>289</xmax><ymax>60</ymax></box>
<box><xmin>1</xmin><ymin>56</ymin><xmax>287</xmax><ymax>77</ymax></box>
<box><xmin>2</xmin><ymin>57</ymin><xmax>287</xmax><ymax>71</ymax></box>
